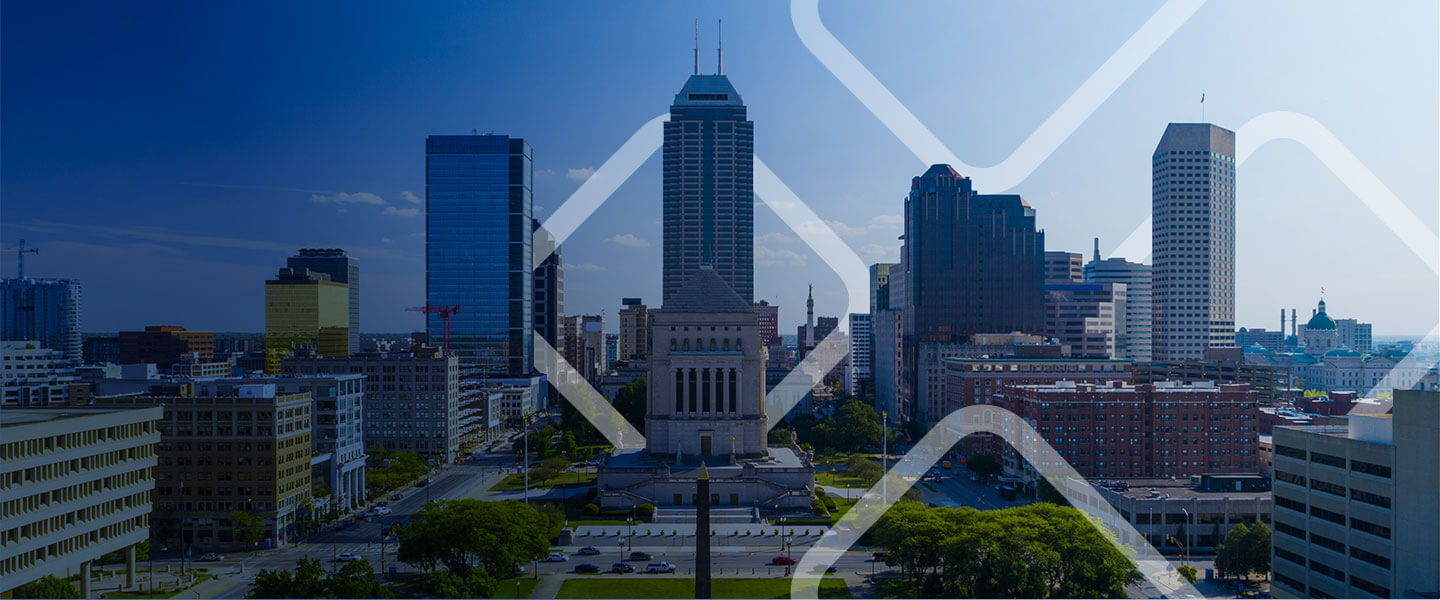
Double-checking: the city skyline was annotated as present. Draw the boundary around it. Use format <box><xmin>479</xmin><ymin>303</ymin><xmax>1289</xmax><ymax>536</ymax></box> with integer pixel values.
<box><xmin>1</xmin><ymin>2</ymin><xmax>1436</xmax><ymax>337</ymax></box>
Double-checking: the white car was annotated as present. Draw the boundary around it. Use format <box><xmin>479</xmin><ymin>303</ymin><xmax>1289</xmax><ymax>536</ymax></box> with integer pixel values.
<box><xmin>545</xmin><ymin>552</ymin><xmax>570</xmax><ymax>562</ymax></box>
<box><xmin>334</xmin><ymin>553</ymin><xmax>362</xmax><ymax>562</ymax></box>
<box><xmin>372</xmin><ymin>506</ymin><xmax>392</xmax><ymax>516</ymax></box>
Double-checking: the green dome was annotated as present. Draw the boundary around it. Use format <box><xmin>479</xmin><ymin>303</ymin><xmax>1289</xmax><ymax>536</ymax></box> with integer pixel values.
<box><xmin>1306</xmin><ymin>300</ymin><xmax>1336</xmax><ymax>330</ymax></box>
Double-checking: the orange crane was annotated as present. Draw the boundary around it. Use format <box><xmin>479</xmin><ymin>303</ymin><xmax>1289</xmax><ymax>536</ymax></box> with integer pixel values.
<box><xmin>405</xmin><ymin>305</ymin><xmax>460</xmax><ymax>355</ymax></box>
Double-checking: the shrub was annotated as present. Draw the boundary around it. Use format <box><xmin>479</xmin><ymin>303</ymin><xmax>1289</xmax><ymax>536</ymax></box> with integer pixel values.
<box><xmin>810</xmin><ymin>497</ymin><xmax>828</xmax><ymax>516</ymax></box>
<box><xmin>815</xmin><ymin>487</ymin><xmax>827</xmax><ymax>498</ymax></box>
<box><xmin>1177</xmin><ymin>565</ymin><xmax>1198</xmax><ymax>583</ymax></box>
<box><xmin>581</xmin><ymin>503</ymin><xmax>599</xmax><ymax>516</ymax></box>
<box><xmin>636</xmin><ymin>504</ymin><xmax>656</xmax><ymax>517</ymax></box>
<box><xmin>822</xmin><ymin>496</ymin><xmax>837</xmax><ymax>511</ymax></box>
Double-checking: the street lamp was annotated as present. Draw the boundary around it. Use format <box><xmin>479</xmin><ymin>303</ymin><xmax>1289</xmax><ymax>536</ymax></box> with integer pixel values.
<box><xmin>1179</xmin><ymin>508</ymin><xmax>1193</xmax><ymax>567</ymax></box>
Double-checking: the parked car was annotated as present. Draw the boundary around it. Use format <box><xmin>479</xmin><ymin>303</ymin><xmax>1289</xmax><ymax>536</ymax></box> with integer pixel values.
<box><xmin>577</xmin><ymin>546</ymin><xmax>601</xmax><ymax>556</ymax></box>
<box><xmin>770</xmin><ymin>556</ymin><xmax>797</xmax><ymax>566</ymax></box>
<box><xmin>415</xmin><ymin>479</ymin><xmax>430</xmax><ymax>488</ymax></box>
<box><xmin>629</xmin><ymin>551</ymin><xmax>652</xmax><ymax>561</ymax></box>
<box><xmin>372</xmin><ymin>506</ymin><xmax>392</xmax><ymax>516</ymax></box>
<box><xmin>574</xmin><ymin>563</ymin><xmax>601</xmax><ymax>574</ymax></box>
<box><xmin>645</xmin><ymin>562</ymin><xmax>676</xmax><ymax>574</ymax></box>
<box><xmin>546</xmin><ymin>552</ymin><xmax>570</xmax><ymax>562</ymax></box>
<box><xmin>198</xmin><ymin>553</ymin><xmax>223</xmax><ymax>562</ymax></box>
<box><xmin>871</xmin><ymin>552</ymin><xmax>887</xmax><ymax>561</ymax></box>
<box><xmin>334</xmin><ymin>553</ymin><xmax>361</xmax><ymax>562</ymax></box>
<box><xmin>611</xmin><ymin>562</ymin><xmax>635</xmax><ymax>574</ymax></box>
<box><xmin>390</xmin><ymin>493</ymin><xmax>403</xmax><ymax>501</ymax></box>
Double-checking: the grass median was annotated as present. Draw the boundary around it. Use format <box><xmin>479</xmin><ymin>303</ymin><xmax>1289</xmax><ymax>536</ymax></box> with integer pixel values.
<box><xmin>555</xmin><ymin>577</ymin><xmax>851</xmax><ymax>599</ymax></box>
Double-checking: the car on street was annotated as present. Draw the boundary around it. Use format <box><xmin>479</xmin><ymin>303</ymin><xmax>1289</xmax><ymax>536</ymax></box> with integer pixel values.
<box><xmin>545</xmin><ymin>552</ymin><xmax>569</xmax><ymax>562</ymax></box>
<box><xmin>390</xmin><ymin>493</ymin><xmax>403</xmax><ymax>501</ymax></box>
<box><xmin>577</xmin><ymin>546</ymin><xmax>601</xmax><ymax>556</ymax></box>
<box><xmin>871</xmin><ymin>552</ymin><xmax>887</xmax><ymax>561</ymax></box>
<box><xmin>199</xmin><ymin>553</ymin><xmax>223</xmax><ymax>562</ymax></box>
<box><xmin>415</xmin><ymin>479</ymin><xmax>430</xmax><ymax>488</ymax></box>
<box><xmin>611</xmin><ymin>562</ymin><xmax>635</xmax><ymax>573</ymax></box>
<box><xmin>629</xmin><ymin>551</ymin><xmax>652</xmax><ymax>561</ymax></box>
<box><xmin>574</xmin><ymin>563</ymin><xmax>601</xmax><ymax>574</ymax></box>
<box><xmin>645</xmin><ymin>562</ymin><xmax>676</xmax><ymax>574</ymax></box>
<box><xmin>371</xmin><ymin>506</ymin><xmax>392</xmax><ymax>516</ymax></box>
<box><xmin>334</xmin><ymin>553</ymin><xmax>361</xmax><ymax>562</ymax></box>
<box><xmin>770</xmin><ymin>556</ymin><xmax>797</xmax><ymax>565</ymax></box>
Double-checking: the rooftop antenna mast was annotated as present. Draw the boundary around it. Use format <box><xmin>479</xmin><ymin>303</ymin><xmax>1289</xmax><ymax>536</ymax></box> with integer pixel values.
<box><xmin>694</xmin><ymin>20</ymin><xmax>699</xmax><ymax>75</ymax></box>
<box><xmin>717</xmin><ymin>19</ymin><xmax>723</xmax><ymax>74</ymax></box>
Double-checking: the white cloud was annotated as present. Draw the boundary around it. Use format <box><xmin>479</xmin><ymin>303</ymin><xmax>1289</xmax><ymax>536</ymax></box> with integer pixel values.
<box><xmin>757</xmin><ymin>232</ymin><xmax>797</xmax><ymax>245</ymax></box>
<box><xmin>534</xmin><ymin>204</ymin><xmax>545</xmax><ymax>213</ymax></box>
<box><xmin>566</xmin><ymin>167</ymin><xmax>596</xmax><ymax>181</ymax></box>
<box><xmin>569</xmin><ymin>263</ymin><xmax>608</xmax><ymax>272</ymax></box>
<box><xmin>604</xmin><ymin>233</ymin><xmax>650</xmax><ymax>248</ymax></box>
<box><xmin>382</xmin><ymin>206</ymin><xmax>421</xmax><ymax>217</ymax></box>
<box><xmin>401</xmin><ymin>191</ymin><xmax>422</xmax><ymax>204</ymax></box>
<box><xmin>310</xmin><ymin>191</ymin><xmax>385</xmax><ymax>205</ymax></box>
<box><xmin>382</xmin><ymin>237</ymin><xmax>394</xmax><ymax>244</ymax></box>
<box><xmin>860</xmin><ymin>243</ymin><xmax>900</xmax><ymax>264</ymax></box>
<box><xmin>756</xmin><ymin>245</ymin><xmax>807</xmax><ymax>267</ymax></box>
<box><xmin>796</xmin><ymin>214</ymin><xmax>905</xmax><ymax>239</ymax></box>
<box><xmin>869</xmin><ymin>214</ymin><xmax>903</xmax><ymax>230</ymax></box>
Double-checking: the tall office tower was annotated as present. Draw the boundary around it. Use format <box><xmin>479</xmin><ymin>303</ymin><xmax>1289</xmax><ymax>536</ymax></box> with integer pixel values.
<box><xmin>901</xmin><ymin>165</ymin><xmax>1044</xmax><ymax>423</ymax></box>
<box><xmin>118</xmin><ymin>325</ymin><xmax>215</xmax><ymax>364</ymax></box>
<box><xmin>532</xmin><ymin>219</ymin><xmax>564</xmax><ymax>349</ymax></box>
<box><xmin>287</xmin><ymin>248</ymin><xmax>359</xmax><ymax>355</ymax></box>
<box><xmin>1152</xmin><ymin>123</ymin><xmax>1237</xmax><ymax>360</ymax></box>
<box><xmin>869</xmin><ymin>263</ymin><xmax>896</xmax><ymax>312</ymax></box>
<box><xmin>426</xmin><ymin>134</ymin><xmax>533</xmax><ymax>376</ymax></box>
<box><xmin>264</xmin><ymin>267</ymin><xmax>348</xmax><ymax>373</ymax></box>
<box><xmin>662</xmin><ymin>72</ymin><xmax>754</xmax><ymax>305</ymax></box>
<box><xmin>1</xmin><ymin>277</ymin><xmax>82</xmax><ymax>362</ymax></box>
<box><xmin>618</xmin><ymin>298</ymin><xmax>651</xmax><ymax>362</ymax></box>
<box><xmin>582</xmin><ymin>315</ymin><xmax>606</xmax><ymax>378</ymax></box>
<box><xmin>1084</xmin><ymin>238</ymin><xmax>1153</xmax><ymax>361</ymax></box>
<box><xmin>1043</xmin><ymin>282</ymin><xmax>1127</xmax><ymax>358</ymax></box>
<box><xmin>1043</xmin><ymin>251</ymin><xmax>1083</xmax><ymax>284</ymax></box>
<box><xmin>1270</xmin><ymin>390</ymin><xmax>1440</xmax><ymax>599</ymax></box>
<box><xmin>752</xmin><ymin>301</ymin><xmax>779</xmax><ymax>345</ymax></box>
<box><xmin>846</xmin><ymin>313</ymin><xmax>873</xmax><ymax>396</ymax></box>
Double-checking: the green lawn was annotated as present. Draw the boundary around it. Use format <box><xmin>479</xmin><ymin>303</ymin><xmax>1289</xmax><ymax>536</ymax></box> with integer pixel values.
<box><xmin>555</xmin><ymin>577</ymin><xmax>851</xmax><ymax>599</ymax></box>
<box><xmin>103</xmin><ymin>573</ymin><xmax>212</xmax><ymax>599</ymax></box>
<box><xmin>498</xmin><ymin>576</ymin><xmax>539</xmax><ymax>599</ymax></box>
<box><xmin>815</xmin><ymin>472</ymin><xmax>872</xmax><ymax>489</ymax></box>
<box><xmin>492</xmin><ymin>470</ymin><xmax>597</xmax><ymax>491</ymax></box>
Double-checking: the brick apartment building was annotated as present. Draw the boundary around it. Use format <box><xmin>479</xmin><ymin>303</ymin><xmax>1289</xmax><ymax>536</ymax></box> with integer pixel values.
<box><xmin>997</xmin><ymin>381</ymin><xmax>1260</xmax><ymax>480</ymax></box>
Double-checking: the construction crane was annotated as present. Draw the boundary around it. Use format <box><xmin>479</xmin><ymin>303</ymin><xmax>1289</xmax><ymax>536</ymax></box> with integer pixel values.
<box><xmin>0</xmin><ymin>239</ymin><xmax>40</xmax><ymax>279</ymax></box>
<box><xmin>406</xmin><ymin>305</ymin><xmax>460</xmax><ymax>356</ymax></box>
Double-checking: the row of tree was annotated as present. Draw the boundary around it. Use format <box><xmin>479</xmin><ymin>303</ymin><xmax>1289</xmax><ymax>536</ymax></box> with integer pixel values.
<box><xmin>871</xmin><ymin>502</ymin><xmax>1142</xmax><ymax>599</ymax></box>
<box><xmin>1214</xmin><ymin>522</ymin><xmax>1271</xmax><ymax>580</ymax></box>
<box><xmin>784</xmin><ymin>398</ymin><xmax>896</xmax><ymax>454</ymax></box>
<box><xmin>248</xmin><ymin>557</ymin><xmax>391</xmax><ymax>599</ymax></box>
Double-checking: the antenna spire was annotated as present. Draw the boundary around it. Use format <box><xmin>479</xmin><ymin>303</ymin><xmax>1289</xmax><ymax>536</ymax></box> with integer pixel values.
<box><xmin>717</xmin><ymin>19</ymin><xmax>723</xmax><ymax>74</ymax></box>
<box><xmin>694</xmin><ymin>20</ymin><xmax>699</xmax><ymax>75</ymax></box>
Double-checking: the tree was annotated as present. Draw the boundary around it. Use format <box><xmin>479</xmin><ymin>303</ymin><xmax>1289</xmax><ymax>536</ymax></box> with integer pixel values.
<box><xmin>397</xmin><ymin>499</ymin><xmax>550</xmax><ymax>580</ymax></box>
<box><xmin>1219</xmin><ymin>522</ymin><xmax>1271</xmax><ymax>580</ymax></box>
<box><xmin>531</xmin><ymin>456</ymin><xmax>570</xmax><ymax>487</ymax></box>
<box><xmin>612</xmin><ymin>378</ymin><xmax>647</xmax><ymax>434</ymax></box>
<box><xmin>965</xmin><ymin>453</ymin><xmax>1002</xmax><ymax>478</ymax></box>
<box><xmin>229</xmin><ymin>510</ymin><xmax>266</xmax><ymax>549</ymax></box>
<box><xmin>558</xmin><ymin>430</ymin><xmax>579</xmax><ymax>459</ymax></box>
<box><xmin>428</xmin><ymin>570</ymin><xmax>498</xmax><ymax>599</ymax></box>
<box><xmin>1214</xmin><ymin>522</ymin><xmax>1246</xmax><ymax>578</ymax></box>
<box><xmin>845</xmin><ymin>453</ymin><xmax>883</xmax><ymax>484</ymax></box>
<box><xmin>809</xmin><ymin>399</ymin><xmax>884</xmax><ymax>453</ymax></box>
<box><xmin>248</xmin><ymin>557</ymin><xmax>327</xmax><ymax>599</ymax></box>
<box><xmin>768</xmin><ymin>429</ymin><xmax>793</xmax><ymax>445</ymax></box>
<box><xmin>874</xmin><ymin>502</ymin><xmax>956</xmax><ymax>597</ymax></box>
<box><xmin>328</xmin><ymin>559</ymin><xmax>393</xmax><ymax>598</ymax></box>
<box><xmin>13</xmin><ymin>575</ymin><xmax>80</xmax><ymax>599</ymax></box>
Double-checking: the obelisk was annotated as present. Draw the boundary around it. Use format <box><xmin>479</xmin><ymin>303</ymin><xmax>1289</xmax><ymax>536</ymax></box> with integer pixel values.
<box><xmin>696</xmin><ymin>462</ymin><xmax>712</xmax><ymax>599</ymax></box>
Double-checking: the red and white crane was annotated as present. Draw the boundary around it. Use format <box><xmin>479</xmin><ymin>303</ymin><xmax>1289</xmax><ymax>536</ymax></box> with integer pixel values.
<box><xmin>405</xmin><ymin>305</ymin><xmax>460</xmax><ymax>356</ymax></box>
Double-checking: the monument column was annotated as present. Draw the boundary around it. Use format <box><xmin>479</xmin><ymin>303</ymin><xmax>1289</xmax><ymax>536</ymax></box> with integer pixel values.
<box><xmin>696</xmin><ymin>463</ymin><xmax>712</xmax><ymax>599</ymax></box>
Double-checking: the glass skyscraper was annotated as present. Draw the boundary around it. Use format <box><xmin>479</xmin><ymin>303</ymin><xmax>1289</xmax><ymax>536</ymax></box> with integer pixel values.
<box><xmin>287</xmin><ymin>248</ymin><xmax>359</xmax><ymax>355</ymax></box>
<box><xmin>425</xmin><ymin>134</ymin><xmax>533</xmax><ymax>376</ymax></box>
<box><xmin>662</xmin><ymin>73</ymin><xmax>754</xmax><ymax>305</ymax></box>
<box><xmin>1</xmin><ymin>278</ymin><xmax>82</xmax><ymax>363</ymax></box>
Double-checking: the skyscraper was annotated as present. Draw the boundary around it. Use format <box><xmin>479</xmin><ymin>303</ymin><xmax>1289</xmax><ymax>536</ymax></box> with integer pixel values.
<box><xmin>1</xmin><ymin>278</ymin><xmax>82</xmax><ymax>363</ymax></box>
<box><xmin>532</xmin><ymin>219</ymin><xmax>564</xmax><ymax>350</ymax></box>
<box><xmin>1085</xmin><ymin>238</ymin><xmax>1153</xmax><ymax>361</ymax></box>
<box><xmin>287</xmin><ymin>248</ymin><xmax>359</xmax><ymax>355</ymax></box>
<box><xmin>869</xmin><ymin>263</ymin><xmax>896</xmax><ymax>312</ymax></box>
<box><xmin>662</xmin><ymin>72</ymin><xmax>754</xmax><ymax>305</ymax></box>
<box><xmin>426</xmin><ymin>134</ymin><xmax>533</xmax><ymax>376</ymax></box>
<box><xmin>847</xmin><ymin>312</ymin><xmax>872</xmax><ymax>396</ymax></box>
<box><xmin>1152</xmin><ymin>123</ymin><xmax>1237</xmax><ymax>360</ymax></box>
<box><xmin>900</xmin><ymin>164</ymin><xmax>1045</xmax><ymax>424</ymax></box>
<box><xmin>1043</xmin><ymin>251</ymin><xmax>1083</xmax><ymax>284</ymax></box>
<box><xmin>264</xmin><ymin>267</ymin><xmax>348</xmax><ymax>373</ymax></box>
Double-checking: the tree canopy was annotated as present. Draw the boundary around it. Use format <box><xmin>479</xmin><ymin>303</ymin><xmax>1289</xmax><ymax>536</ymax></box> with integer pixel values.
<box><xmin>871</xmin><ymin>502</ymin><xmax>1141</xmax><ymax>598</ymax></box>
<box><xmin>1215</xmin><ymin>522</ymin><xmax>1271</xmax><ymax>580</ymax></box>
<box><xmin>396</xmin><ymin>499</ymin><xmax>550</xmax><ymax>580</ymax></box>
<box><xmin>13</xmin><ymin>575</ymin><xmax>80</xmax><ymax>599</ymax></box>
<box><xmin>247</xmin><ymin>556</ymin><xmax>393</xmax><ymax>599</ymax></box>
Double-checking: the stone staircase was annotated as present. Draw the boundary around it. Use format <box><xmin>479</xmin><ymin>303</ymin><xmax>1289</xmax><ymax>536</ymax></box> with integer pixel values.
<box><xmin>653</xmin><ymin>506</ymin><xmax>759</xmax><ymax>524</ymax></box>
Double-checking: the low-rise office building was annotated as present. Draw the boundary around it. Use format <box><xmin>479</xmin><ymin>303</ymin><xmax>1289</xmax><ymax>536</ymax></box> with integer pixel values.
<box><xmin>0</xmin><ymin>407</ymin><xmax>162</xmax><ymax>596</ymax></box>
<box><xmin>2</xmin><ymin>340</ymin><xmax>83</xmax><ymax>407</ymax></box>
<box><xmin>93</xmin><ymin>386</ymin><xmax>313</xmax><ymax>552</ymax></box>
<box><xmin>1270</xmin><ymin>390</ymin><xmax>1439</xmax><ymax>599</ymax></box>
<box><xmin>1065</xmin><ymin>473</ymin><xmax>1271</xmax><ymax>550</ymax></box>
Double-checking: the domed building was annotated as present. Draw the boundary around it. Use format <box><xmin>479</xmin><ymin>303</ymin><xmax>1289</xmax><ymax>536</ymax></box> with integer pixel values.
<box><xmin>1303</xmin><ymin>299</ymin><xmax>1338</xmax><ymax>357</ymax></box>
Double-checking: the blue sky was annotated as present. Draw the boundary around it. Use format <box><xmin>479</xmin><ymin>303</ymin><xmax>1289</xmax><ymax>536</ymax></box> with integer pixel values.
<box><xmin>2</xmin><ymin>1</ymin><xmax>1436</xmax><ymax>336</ymax></box>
